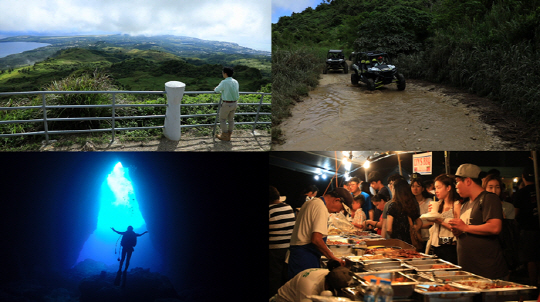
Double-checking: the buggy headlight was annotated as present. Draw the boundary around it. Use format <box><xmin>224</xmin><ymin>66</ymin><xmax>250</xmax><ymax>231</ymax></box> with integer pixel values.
<box><xmin>369</xmin><ymin>67</ymin><xmax>380</xmax><ymax>72</ymax></box>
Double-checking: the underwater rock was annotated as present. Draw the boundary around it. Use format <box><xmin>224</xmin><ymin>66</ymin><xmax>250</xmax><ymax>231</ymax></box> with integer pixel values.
<box><xmin>72</xmin><ymin>259</ymin><xmax>111</xmax><ymax>277</ymax></box>
<box><xmin>79</xmin><ymin>267</ymin><xmax>180</xmax><ymax>302</ymax></box>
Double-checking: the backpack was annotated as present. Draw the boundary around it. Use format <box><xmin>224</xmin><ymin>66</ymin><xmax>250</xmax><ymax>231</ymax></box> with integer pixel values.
<box><xmin>121</xmin><ymin>232</ymin><xmax>137</xmax><ymax>247</ymax></box>
<box><xmin>478</xmin><ymin>191</ymin><xmax>520</xmax><ymax>271</ymax></box>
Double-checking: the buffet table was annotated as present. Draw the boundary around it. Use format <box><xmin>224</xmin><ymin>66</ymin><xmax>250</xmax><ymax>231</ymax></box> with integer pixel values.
<box><xmin>319</xmin><ymin>235</ymin><xmax>537</xmax><ymax>302</ymax></box>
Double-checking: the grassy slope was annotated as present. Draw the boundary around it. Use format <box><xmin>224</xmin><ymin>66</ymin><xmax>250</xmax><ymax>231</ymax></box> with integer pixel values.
<box><xmin>0</xmin><ymin>47</ymin><xmax>268</xmax><ymax>93</ymax></box>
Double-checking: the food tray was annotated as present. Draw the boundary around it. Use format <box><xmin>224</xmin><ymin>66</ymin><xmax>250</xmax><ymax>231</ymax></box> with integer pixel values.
<box><xmin>391</xmin><ymin>252</ymin><xmax>436</xmax><ymax>261</ymax></box>
<box><xmin>306</xmin><ymin>295</ymin><xmax>352</xmax><ymax>301</ymax></box>
<box><xmin>366</xmin><ymin>239</ymin><xmax>415</xmax><ymax>250</ymax></box>
<box><xmin>402</xmin><ymin>272</ymin><xmax>438</xmax><ymax>283</ymax></box>
<box><xmin>326</xmin><ymin>236</ymin><xmax>353</xmax><ymax>245</ymax></box>
<box><xmin>348</xmin><ymin>232</ymin><xmax>381</xmax><ymax>239</ymax></box>
<box><xmin>355</xmin><ymin>271</ymin><xmax>418</xmax><ymax>298</ymax></box>
<box><xmin>414</xmin><ymin>283</ymin><xmax>479</xmax><ymax>301</ymax></box>
<box><xmin>328</xmin><ymin>244</ymin><xmax>353</xmax><ymax>256</ymax></box>
<box><xmin>434</xmin><ymin>274</ymin><xmax>489</xmax><ymax>283</ymax></box>
<box><xmin>451</xmin><ymin>280</ymin><xmax>537</xmax><ymax>293</ymax></box>
<box><xmin>404</xmin><ymin>258</ymin><xmax>461</xmax><ymax>272</ymax></box>
<box><xmin>432</xmin><ymin>270</ymin><xmax>477</xmax><ymax>278</ymax></box>
<box><xmin>345</xmin><ymin>255</ymin><xmax>396</xmax><ymax>263</ymax></box>
<box><xmin>363</xmin><ymin>260</ymin><xmax>413</xmax><ymax>272</ymax></box>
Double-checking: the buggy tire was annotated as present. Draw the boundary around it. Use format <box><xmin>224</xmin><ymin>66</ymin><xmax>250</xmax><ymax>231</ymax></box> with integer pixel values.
<box><xmin>366</xmin><ymin>78</ymin><xmax>376</xmax><ymax>91</ymax></box>
<box><xmin>323</xmin><ymin>66</ymin><xmax>328</xmax><ymax>74</ymax></box>
<box><xmin>343</xmin><ymin>63</ymin><xmax>348</xmax><ymax>74</ymax></box>
<box><xmin>351</xmin><ymin>73</ymin><xmax>359</xmax><ymax>85</ymax></box>
<box><xmin>397</xmin><ymin>73</ymin><xmax>406</xmax><ymax>91</ymax></box>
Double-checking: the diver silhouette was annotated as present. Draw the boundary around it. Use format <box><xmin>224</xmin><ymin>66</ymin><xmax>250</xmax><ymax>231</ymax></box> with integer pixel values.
<box><xmin>111</xmin><ymin>226</ymin><xmax>148</xmax><ymax>272</ymax></box>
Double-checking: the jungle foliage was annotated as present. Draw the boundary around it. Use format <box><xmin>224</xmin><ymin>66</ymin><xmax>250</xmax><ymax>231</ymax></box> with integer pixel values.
<box><xmin>273</xmin><ymin>0</ymin><xmax>540</xmax><ymax>126</ymax></box>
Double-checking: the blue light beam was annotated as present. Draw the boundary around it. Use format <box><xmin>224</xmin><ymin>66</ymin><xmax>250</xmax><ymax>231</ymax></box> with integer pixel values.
<box><xmin>76</xmin><ymin>162</ymin><xmax>148</xmax><ymax>266</ymax></box>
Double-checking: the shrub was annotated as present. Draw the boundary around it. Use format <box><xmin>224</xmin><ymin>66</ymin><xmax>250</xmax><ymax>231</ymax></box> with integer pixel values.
<box><xmin>43</xmin><ymin>70</ymin><xmax>117</xmax><ymax>130</ymax></box>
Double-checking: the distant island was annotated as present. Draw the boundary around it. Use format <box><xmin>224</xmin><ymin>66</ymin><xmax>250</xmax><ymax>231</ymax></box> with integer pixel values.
<box><xmin>0</xmin><ymin>34</ymin><xmax>270</xmax><ymax>69</ymax></box>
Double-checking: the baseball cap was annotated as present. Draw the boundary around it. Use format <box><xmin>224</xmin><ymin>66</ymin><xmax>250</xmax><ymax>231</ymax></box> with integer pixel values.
<box><xmin>455</xmin><ymin>164</ymin><xmax>482</xmax><ymax>179</ymax></box>
<box><xmin>333</xmin><ymin>187</ymin><xmax>354</xmax><ymax>215</ymax></box>
<box><xmin>523</xmin><ymin>165</ymin><xmax>535</xmax><ymax>181</ymax></box>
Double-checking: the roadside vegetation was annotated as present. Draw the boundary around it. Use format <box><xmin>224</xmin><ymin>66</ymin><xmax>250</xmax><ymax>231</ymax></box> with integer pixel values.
<box><xmin>272</xmin><ymin>0</ymin><xmax>540</xmax><ymax>141</ymax></box>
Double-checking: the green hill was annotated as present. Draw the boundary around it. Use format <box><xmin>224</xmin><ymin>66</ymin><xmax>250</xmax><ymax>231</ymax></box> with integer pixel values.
<box><xmin>273</xmin><ymin>0</ymin><xmax>540</xmax><ymax>123</ymax></box>
<box><xmin>0</xmin><ymin>47</ymin><xmax>270</xmax><ymax>93</ymax></box>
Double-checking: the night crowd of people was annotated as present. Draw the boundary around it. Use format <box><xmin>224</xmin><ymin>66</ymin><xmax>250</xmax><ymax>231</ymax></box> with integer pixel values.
<box><xmin>269</xmin><ymin>163</ymin><xmax>539</xmax><ymax>301</ymax></box>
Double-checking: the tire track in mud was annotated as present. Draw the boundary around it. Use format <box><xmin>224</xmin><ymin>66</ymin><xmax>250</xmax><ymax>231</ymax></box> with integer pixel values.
<box><xmin>273</xmin><ymin>72</ymin><xmax>517</xmax><ymax>151</ymax></box>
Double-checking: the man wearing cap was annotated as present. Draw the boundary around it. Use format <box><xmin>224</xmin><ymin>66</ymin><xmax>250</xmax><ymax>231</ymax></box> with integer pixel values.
<box><xmin>513</xmin><ymin>165</ymin><xmax>539</xmax><ymax>286</ymax></box>
<box><xmin>275</xmin><ymin>260</ymin><xmax>354</xmax><ymax>302</ymax></box>
<box><xmin>287</xmin><ymin>188</ymin><xmax>353</xmax><ymax>280</ymax></box>
<box><xmin>214</xmin><ymin>67</ymin><xmax>239</xmax><ymax>141</ymax></box>
<box><xmin>449</xmin><ymin>164</ymin><xmax>507</xmax><ymax>279</ymax></box>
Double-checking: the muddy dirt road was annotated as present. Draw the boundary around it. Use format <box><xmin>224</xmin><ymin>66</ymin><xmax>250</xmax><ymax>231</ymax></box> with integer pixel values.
<box><xmin>273</xmin><ymin>72</ymin><xmax>537</xmax><ymax>151</ymax></box>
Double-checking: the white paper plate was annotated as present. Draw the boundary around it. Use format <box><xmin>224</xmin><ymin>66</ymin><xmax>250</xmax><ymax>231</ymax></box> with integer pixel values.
<box><xmin>420</xmin><ymin>212</ymin><xmax>442</xmax><ymax>220</ymax></box>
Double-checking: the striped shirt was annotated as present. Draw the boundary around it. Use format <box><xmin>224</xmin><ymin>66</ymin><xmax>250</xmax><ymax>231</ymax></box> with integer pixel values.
<box><xmin>269</xmin><ymin>202</ymin><xmax>295</xmax><ymax>249</ymax></box>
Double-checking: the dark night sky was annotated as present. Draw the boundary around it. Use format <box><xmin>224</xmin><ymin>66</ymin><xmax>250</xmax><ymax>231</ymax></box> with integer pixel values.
<box><xmin>0</xmin><ymin>152</ymin><xmax>268</xmax><ymax>299</ymax></box>
<box><xmin>270</xmin><ymin>151</ymin><xmax>536</xmax><ymax>199</ymax></box>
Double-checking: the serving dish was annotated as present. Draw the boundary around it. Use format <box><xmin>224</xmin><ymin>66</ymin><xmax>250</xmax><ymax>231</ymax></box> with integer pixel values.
<box><xmin>414</xmin><ymin>283</ymin><xmax>479</xmax><ymax>302</ymax></box>
<box><xmin>355</xmin><ymin>271</ymin><xmax>418</xmax><ymax>298</ymax></box>
<box><xmin>404</xmin><ymin>258</ymin><xmax>461</xmax><ymax>272</ymax></box>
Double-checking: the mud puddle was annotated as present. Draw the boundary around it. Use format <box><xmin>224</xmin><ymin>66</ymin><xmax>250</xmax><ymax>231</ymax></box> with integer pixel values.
<box><xmin>273</xmin><ymin>72</ymin><xmax>519</xmax><ymax>151</ymax></box>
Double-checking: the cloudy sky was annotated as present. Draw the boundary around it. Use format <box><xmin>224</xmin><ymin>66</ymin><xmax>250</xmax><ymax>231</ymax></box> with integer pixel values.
<box><xmin>272</xmin><ymin>0</ymin><xmax>325</xmax><ymax>23</ymax></box>
<box><xmin>0</xmin><ymin>0</ymin><xmax>271</xmax><ymax>51</ymax></box>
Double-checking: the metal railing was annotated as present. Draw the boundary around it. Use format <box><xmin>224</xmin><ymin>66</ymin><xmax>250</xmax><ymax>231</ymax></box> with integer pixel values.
<box><xmin>0</xmin><ymin>89</ymin><xmax>271</xmax><ymax>144</ymax></box>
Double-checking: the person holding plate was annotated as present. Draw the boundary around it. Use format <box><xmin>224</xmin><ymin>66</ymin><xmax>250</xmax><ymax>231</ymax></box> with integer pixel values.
<box><xmin>425</xmin><ymin>174</ymin><xmax>462</xmax><ymax>264</ymax></box>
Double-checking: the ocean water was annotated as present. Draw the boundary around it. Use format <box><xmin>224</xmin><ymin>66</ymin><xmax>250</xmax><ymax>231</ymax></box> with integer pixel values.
<box><xmin>0</xmin><ymin>42</ymin><xmax>51</xmax><ymax>58</ymax></box>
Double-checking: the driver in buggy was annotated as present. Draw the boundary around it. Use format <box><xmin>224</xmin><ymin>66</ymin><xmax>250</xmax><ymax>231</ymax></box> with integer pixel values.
<box><xmin>375</xmin><ymin>56</ymin><xmax>385</xmax><ymax>66</ymax></box>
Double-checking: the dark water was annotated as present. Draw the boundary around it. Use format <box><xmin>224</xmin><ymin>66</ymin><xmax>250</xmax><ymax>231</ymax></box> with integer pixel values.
<box><xmin>0</xmin><ymin>42</ymin><xmax>51</xmax><ymax>58</ymax></box>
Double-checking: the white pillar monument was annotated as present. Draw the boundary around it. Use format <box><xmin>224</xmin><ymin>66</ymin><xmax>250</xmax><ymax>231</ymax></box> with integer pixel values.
<box><xmin>163</xmin><ymin>81</ymin><xmax>186</xmax><ymax>141</ymax></box>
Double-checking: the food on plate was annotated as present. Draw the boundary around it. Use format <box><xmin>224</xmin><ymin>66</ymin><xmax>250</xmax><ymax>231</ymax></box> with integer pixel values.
<box><xmin>328</xmin><ymin>227</ymin><xmax>341</xmax><ymax>235</ymax></box>
<box><xmin>360</xmin><ymin>254</ymin><xmax>386</xmax><ymax>260</ymax></box>
<box><xmin>455</xmin><ymin>281</ymin><xmax>525</xmax><ymax>290</ymax></box>
<box><xmin>326</xmin><ymin>240</ymin><xmax>350</xmax><ymax>245</ymax></box>
<box><xmin>394</xmin><ymin>276</ymin><xmax>409</xmax><ymax>283</ymax></box>
<box><xmin>364</xmin><ymin>248</ymin><xmax>426</xmax><ymax>259</ymax></box>
<box><xmin>426</xmin><ymin>284</ymin><xmax>461</xmax><ymax>292</ymax></box>
<box><xmin>431</xmin><ymin>264</ymin><xmax>455</xmax><ymax>269</ymax></box>
<box><xmin>353</xmin><ymin>231</ymin><xmax>371</xmax><ymax>236</ymax></box>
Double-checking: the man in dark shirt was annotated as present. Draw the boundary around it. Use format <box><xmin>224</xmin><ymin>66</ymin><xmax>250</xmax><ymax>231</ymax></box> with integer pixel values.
<box><xmin>349</xmin><ymin>177</ymin><xmax>373</xmax><ymax>220</ymax></box>
<box><xmin>513</xmin><ymin>165</ymin><xmax>539</xmax><ymax>286</ymax></box>
<box><xmin>449</xmin><ymin>164</ymin><xmax>507</xmax><ymax>279</ymax></box>
<box><xmin>368</xmin><ymin>171</ymin><xmax>391</xmax><ymax>201</ymax></box>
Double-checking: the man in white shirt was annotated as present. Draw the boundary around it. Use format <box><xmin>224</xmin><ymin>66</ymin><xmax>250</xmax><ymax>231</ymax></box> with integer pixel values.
<box><xmin>287</xmin><ymin>188</ymin><xmax>353</xmax><ymax>280</ymax></box>
<box><xmin>276</xmin><ymin>264</ymin><xmax>354</xmax><ymax>302</ymax></box>
<box><xmin>214</xmin><ymin>67</ymin><xmax>239</xmax><ymax>141</ymax></box>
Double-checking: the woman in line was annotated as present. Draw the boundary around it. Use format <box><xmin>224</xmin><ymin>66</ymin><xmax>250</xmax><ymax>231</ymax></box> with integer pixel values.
<box><xmin>386</xmin><ymin>179</ymin><xmax>422</xmax><ymax>246</ymax></box>
<box><xmin>411</xmin><ymin>174</ymin><xmax>434</xmax><ymax>244</ymax></box>
<box><xmin>483</xmin><ymin>174</ymin><xmax>515</xmax><ymax>219</ymax></box>
<box><xmin>426</xmin><ymin>174</ymin><xmax>461</xmax><ymax>264</ymax></box>
<box><xmin>364</xmin><ymin>194</ymin><xmax>388</xmax><ymax>235</ymax></box>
